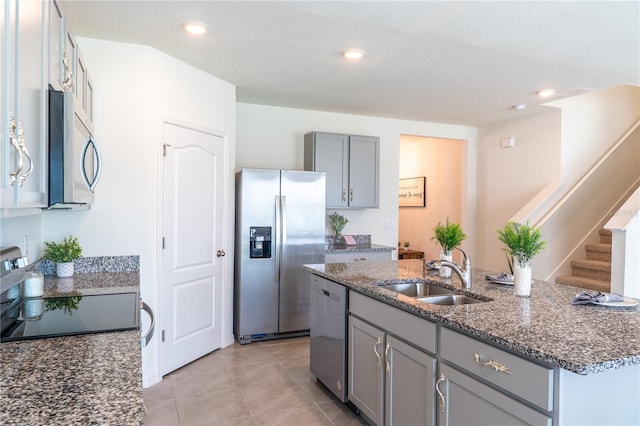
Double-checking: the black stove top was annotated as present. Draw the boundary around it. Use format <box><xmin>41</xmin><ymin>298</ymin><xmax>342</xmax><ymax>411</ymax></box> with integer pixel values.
<box><xmin>1</xmin><ymin>292</ymin><xmax>140</xmax><ymax>342</ymax></box>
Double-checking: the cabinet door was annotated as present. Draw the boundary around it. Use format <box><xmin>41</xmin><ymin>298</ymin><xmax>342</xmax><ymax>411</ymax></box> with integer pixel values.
<box><xmin>437</xmin><ymin>366</ymin><xmax>552</xmax><ymax>426</ymax></box>
<box><xmin>305</xmin><ymin>132</ymin><xmax>349</xmax><ymax>208</ymax></box>
<box><xmin>49</xmin><ymin>0</ymin><xmax>64</xmax><ymax>91</ymax></box>
<box><xmin>2</xmin><ymin>0</ymin><xmax>47</xmax><ymax>210</ymax></box>
<box><xmin>385</xmin><ymin>335</ymin><xmax>436</xmax><ymax>426</ymax></box>
<box><xmin>348</xmin><ymin>135</ymin><xmax>379</xmax><ymax>208</ymax></box>
<box><xmin>348</xmin><ymin>316</ymin><xmax>384</xmax><ymax>425</ymax></box>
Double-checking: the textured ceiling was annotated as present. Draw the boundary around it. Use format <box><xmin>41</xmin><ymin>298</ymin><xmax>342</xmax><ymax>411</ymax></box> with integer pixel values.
<box><xmin>59</xmin><ymin>1</ymin><xmax>640</xmax><ymax>126</ymax></box>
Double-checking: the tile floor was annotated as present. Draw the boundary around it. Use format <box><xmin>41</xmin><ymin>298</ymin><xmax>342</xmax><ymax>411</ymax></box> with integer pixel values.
<box><xmin>143</xmin><ymin>336</ymin><xmax>368</xmax><ymax>425</ymax></box>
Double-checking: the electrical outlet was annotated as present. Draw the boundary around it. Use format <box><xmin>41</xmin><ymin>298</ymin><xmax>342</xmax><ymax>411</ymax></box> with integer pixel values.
<box><xmin>385</xmin><ymin>220</ymin><xmax>393</xmax><ymax>230</ymax></box>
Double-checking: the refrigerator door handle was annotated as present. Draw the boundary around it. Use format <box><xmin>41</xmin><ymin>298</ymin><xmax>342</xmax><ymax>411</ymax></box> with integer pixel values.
<box><xmin>280</xmin><ymin>196</ymin><xmax>287</xmax><ymax>282</ymax></box>
<box><xmin>274</xmin><ymin>196</ymin><xmax>282</xmax><ymax>284</ymax></box>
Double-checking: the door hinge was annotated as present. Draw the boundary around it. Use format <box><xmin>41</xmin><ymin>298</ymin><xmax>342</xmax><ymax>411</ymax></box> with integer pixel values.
<box><xmin>162</xmin><ymin>237</ymin><xmax>165</xmax><ymax>249</ymax></box>
<box><xmin>163</xmin><ymin>144</ymin><xmax>167</xmax><ymax>157</ymax></box>
<box><xmin>162</xmin><ymin>330</ymin><xmax>165</xmax><ymax>342</ymax></box>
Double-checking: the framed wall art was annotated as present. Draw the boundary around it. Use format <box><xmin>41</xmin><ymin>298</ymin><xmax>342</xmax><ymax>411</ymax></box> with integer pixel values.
<box><xmin>399</xmin><ymin>177</ymin><xmax>426</xmax><ymax>207</ymax></box>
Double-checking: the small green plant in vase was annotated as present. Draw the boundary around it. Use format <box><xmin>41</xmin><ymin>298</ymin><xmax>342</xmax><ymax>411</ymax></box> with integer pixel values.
<box><xmin>43</xmin><ymin>235</ymin><xmax>83</xmax><ymax>278</ymax></box>
<box><xmin>432</xmin><ymin>217</ymin><xmax>466</xmax><ymax>277</ymax></box>
<box><xmin>497</xmin><ymin>221</ymin><xmax>545</xmax><ymax>297</ymax></box>
<box><xmin>403</xmin><ymin>241</ymin><xmax>410</xmax><ymax>251</ymax></box>
<box><xmin>329</xmin><ymin>212</ymin><xmax>349</xmax><ymax>243</ymax></box>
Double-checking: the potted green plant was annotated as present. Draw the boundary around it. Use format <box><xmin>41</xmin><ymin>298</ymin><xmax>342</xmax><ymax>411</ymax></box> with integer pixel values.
<box><xmin>432</xmin><ymin>217</ymin><xmax>466</xmax><ymax>278</ymax></box>
<box><xmin>497</xmin><ymin>221</ymin><xmax>545</xmax><ymax>297</ymax></box>
<box><xmin>329</xmin><ymin>212</ymin><xmax>349</xmax><ymax>243</ymax></box>
<box><xmin>43</xmin><ymin>235</ymin><xmax>83</xmax><ymax>278</ymax></box>
<box><xmin>403</xmin><ymin>241</ymin><xmax>410</xmax><ymax>251</ymax></box>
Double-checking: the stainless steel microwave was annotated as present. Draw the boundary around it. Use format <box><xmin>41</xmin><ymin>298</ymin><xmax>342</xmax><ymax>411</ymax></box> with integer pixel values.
<box><xmin>48</xmin><ymin>87</ymin><xmax>102</xmax><ymax>209</ymax></box>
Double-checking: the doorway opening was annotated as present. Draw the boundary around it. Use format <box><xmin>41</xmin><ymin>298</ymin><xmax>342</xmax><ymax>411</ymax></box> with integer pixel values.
<box><xmin>398</xmin><ymin>134</ymin><xmax>466</xmax><ymax>263</ymax></box>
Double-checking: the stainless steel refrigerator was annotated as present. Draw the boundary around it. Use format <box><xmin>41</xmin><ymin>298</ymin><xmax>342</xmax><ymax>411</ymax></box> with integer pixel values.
<box><xmin>234</xmin><ymin>168</ymin><xmax>326</xmax><ymax>344</ymax></box>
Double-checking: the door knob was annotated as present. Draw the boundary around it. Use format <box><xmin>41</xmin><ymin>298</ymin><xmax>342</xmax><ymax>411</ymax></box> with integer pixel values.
<box><xmin>217</xmin><ymin>250</ymin><xmax>226</xmax><ymax>257</ymax></box>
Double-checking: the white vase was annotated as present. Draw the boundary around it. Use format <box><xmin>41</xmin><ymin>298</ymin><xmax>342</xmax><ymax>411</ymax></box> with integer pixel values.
<box><xmin>514</xmin><ymin>261</ymin><xmax>532</xmax><ymax>297</ymax></box>
<box><xmin>439</xmin><ymin>250</ymin><xmax>452</xmax><ymax>278</ymax></box>
<box><xmin>56</xmin><ymin>262</ymin><xmax>74</xmax><ymax>278</ymax></box>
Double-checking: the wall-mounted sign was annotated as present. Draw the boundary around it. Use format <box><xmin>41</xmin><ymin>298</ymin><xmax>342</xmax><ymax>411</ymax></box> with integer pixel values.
<box><xmin>399</xmin><ymin>177</ymin><xmax>426</xmax><ymax>207</ymax></box>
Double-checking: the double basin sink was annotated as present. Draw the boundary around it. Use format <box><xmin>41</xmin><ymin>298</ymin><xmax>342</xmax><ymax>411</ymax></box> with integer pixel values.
<box><xmin>379</xmin><ymin>282</ymin><xmax>485</xmax><ymax>305</ymax></box>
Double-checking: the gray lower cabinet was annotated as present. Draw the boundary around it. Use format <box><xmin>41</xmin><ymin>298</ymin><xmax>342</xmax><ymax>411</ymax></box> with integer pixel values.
<box><xmin>436</xmin><ymin>365</ymin><xmax>552</xmax><ymax>426</ymax></box>
<box><xmin>385</xmin><ymin>335</ymin><xmax>436</xmax><ymax>426</ymax></box>
<box><xmin>348</xmin><ymin>316</ymin><xmax>384</xmax><ymax>425</ymax></box>
<box><xmin>348</xmin><ymin>292</ymin><xmax>437</xmax><ymax>426</ymax></box>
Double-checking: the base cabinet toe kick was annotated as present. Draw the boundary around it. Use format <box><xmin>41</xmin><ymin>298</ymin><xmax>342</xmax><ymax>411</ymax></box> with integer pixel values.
<box><xmin>311</xmin><ymin>282</ymin><xmax>640</xmax><ymax>426</ymax></box>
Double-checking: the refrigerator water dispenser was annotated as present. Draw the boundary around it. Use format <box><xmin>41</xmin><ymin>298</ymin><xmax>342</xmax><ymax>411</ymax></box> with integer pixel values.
<box><xmin>249</xmin><ymin>226</ymin><xmax>271</xmax><ymax>258</ymax></box>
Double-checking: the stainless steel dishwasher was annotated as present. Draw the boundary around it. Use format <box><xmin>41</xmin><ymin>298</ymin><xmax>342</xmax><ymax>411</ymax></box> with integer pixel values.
<box><xmin>310</xmin><ymin>274</ymin><xmax>348</xmax><ymax>402</ymax></box>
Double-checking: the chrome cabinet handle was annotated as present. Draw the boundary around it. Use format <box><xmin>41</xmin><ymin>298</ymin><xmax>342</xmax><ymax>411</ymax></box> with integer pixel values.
<box><xmin>16</xmin><ymin>121</ymin><xmax>33</xmax><ymax>187</ymax></box>
<box><xmin>385</xmin><ymin>343</ymin><xmax>391</xmax><ymax>374</ymax></box>
<box><xmin>216</xmin><ymin>250</ymin><xmax>226</xmax><ymax>257</ymax></box>
<box><xmin>62</xmin><ymin>50</ymin><xmax>74</xmax><ymax>91</ymax></box>
<box><xmin>349</xmin><ymin>188</ymin><xmax>354</xmax><ymax>202</ymax></box>
<box><xmin>373</xmin><ymin>336</ymin><xmax>382</xmax><ymax>368</ymax></box>
<box><xmin>342</xmin><ymin>187</ymin><xmax>346</xmax><ymax>202</ymax></box>
<box><xmin>8</xmin><ymin>114</ymin><xmax>23</xmax><ymax>186</ymax></box>
<box><xmin>474</xmin><ymin>352</ymin><xmax>511</xmax><ymax>374</ymax></box>
<box><xmin>435</xmin><ymin>372</ymin><xmax>446</xmax><ymax>413</ymax></box>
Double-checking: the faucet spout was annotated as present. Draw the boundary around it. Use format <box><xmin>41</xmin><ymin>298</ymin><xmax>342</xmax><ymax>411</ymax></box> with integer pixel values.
<box><xmin>439</xmin><ymin>248</ymin><xmax>472</xmax><ymax>289</ymax></box>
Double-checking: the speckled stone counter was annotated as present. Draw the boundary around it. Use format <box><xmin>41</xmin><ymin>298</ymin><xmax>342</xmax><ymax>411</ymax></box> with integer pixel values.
<box><xmin>305</xmin><ymin>259</ymin><xmax>640</xmax><ymax>375</ymax></box>
<box><xmin>0</xmin><ymin>256</ymin><xmax>144</xmax><ymax>425</ymax></box>
<box><xmin>326</xmin><ymin>242</ymin><xmax>394</xmax><ymax>253</ymax></box>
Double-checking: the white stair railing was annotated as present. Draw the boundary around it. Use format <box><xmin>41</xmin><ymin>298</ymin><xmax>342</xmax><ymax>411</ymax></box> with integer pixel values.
<box><xmin>606</xmin><ymin>187</ymin><xmax>640</xmax><ymax>298</ymax></box>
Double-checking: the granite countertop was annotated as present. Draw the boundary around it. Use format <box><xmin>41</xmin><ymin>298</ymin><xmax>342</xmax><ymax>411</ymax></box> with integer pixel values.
<box><xmin>0</xmin><ymin>257</ymin><xmax>144</xmax><ymax>425</ymax></box>
<box><xmin>326</xmin><ymin>243</ymin><xmax>395</xmax><ymax>253</ymax></box>
<box><xmin>304</xmin><ymin>259</ymin><xmax>640</xmax><ymax>375</ymax></box>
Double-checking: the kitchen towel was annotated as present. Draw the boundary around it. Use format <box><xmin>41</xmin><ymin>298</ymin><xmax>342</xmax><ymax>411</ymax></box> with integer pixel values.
<box><xmin>571</xmin><ymin>291</ymin><xmax>624</xmax><ymax>305</ymax></box>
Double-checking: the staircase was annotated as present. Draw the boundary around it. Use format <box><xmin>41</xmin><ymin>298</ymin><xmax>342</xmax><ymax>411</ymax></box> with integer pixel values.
<box><xmin>555</xmin><ymin>229</ymin><xmax>611</xmax><ymax>292</ymax></box>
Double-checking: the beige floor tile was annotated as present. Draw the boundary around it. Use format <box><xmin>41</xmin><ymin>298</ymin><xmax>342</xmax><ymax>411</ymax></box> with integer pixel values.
<box><xmin>143</xmin><ymin>378</ymin><xmax>175</xmax><ymax>402</ymax></box>
<box><xmin>316</xmin><ymin>400</ymin><xmax>369</xmax><ymax>426</ymax></box>
<box><xmin>241</xmin><ymin>380</ymin><xmax>313</xmax><ymax>414</ymax></box>
<box><xmin>143</xmin><ymin>398</ymin><xmax>180</xmax><ymax>426</ymax></box>
<box><xmin>293</xmin><ymin>377</ymin><xmax>338</xmax><ymax>404</ymax></box>
<box><xmin>227</xmin><ymin>360</ymin><xmax>292</xmax><ymax>388</ymax></box>
<box><xmin>176</xmin><ymin>389</ymin><xmax>252</xmax><ymax>426</ymax></box>
<box><xmin>264</xmin><ymin>340</ymin><xmax>310</xmax><ymax>361</ymax></box>
<box><xmin>251</xmin><ymin>404</ymin><xmax>332</xmax><ymax>426</ymax></box>
<box><xmin>170</xmin><ymin>360</ymin><xmax>236</xmax><ymax>398</ymax></box>
<box><xmin>220</xmin><ymin>344</ymin><xmax>277</xmax><ymax>367</ymax></box>
<box><xmin>257</xmin><ymin>336</ymin><xmax>310</xmax><ymax>347</ymax></box>
<box><xmin>281</xmin><ymin>356</ymin><xmax>315</xmax><ymax>382</ymax></box>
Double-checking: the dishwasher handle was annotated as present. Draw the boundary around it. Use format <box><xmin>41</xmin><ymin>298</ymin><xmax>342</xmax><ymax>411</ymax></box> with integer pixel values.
<box><xmin>140</xmin><ymin>300</ymin><xmax>155</xmax><ymax>348</ymax></box>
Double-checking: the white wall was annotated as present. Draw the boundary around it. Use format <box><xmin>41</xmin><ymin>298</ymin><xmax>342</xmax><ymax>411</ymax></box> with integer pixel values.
<box><xmin>236</xmin><ymin>103</ymin><xmax>478</xmax><ymax>256</ymax></box>
<box><xmin>398</xmin><ymin>136</ymin><xmax>466</xmax><ymax>262</ymax></box>
<box><xmin>41</xmin><ymin>37</ymin><xmax>236</xmax><ymax>387</ymax></box>
<box><xmin>476</xmin><ymin>110</ymin><xmax>561</xmax><ymax>273</ymax></box>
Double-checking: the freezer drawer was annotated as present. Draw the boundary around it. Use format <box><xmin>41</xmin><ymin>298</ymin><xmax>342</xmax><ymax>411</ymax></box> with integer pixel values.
<box><xmin>310</xmin><ymin>274</ymin><xmax>348</xmax><ymax>402</ymax></box>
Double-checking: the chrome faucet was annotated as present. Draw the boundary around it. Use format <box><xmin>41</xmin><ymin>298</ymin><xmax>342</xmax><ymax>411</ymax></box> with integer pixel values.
<box><xmin>439</xmin><ymin>248</ymin><xmax>472</xmax><ymax>289</ymax></box>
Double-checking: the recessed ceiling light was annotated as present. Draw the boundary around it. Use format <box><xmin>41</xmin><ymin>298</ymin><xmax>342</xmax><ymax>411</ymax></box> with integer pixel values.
<box><xmin>182</xmin><ymin>21</ymin><xmax>207</xmax><ymax>35</ymax></box>
<box><xmin>342</xmin><ymin>48</ymin><xmax>365</xmax><ymax>60</ymax></box>
<box><xmin>537</xmin><ymin>88</ymin><xmax>557</xmax><ymax>98</ymax></box>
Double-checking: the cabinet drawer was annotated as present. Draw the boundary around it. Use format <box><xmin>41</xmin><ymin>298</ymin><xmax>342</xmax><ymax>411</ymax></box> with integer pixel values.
<box><xmin>350</xmin><ymin>292</ymin><xmax>436</xmax><ymax>354</ymax></box>
<box><xmin>440</xmin><ymin>327</ymin><xmax>554</xmax><ymax>411</ymax></box>
<box><xmin>325</xmin><ymin>251</ymin><xmax>391</xmax><ymax>263</ymax></box>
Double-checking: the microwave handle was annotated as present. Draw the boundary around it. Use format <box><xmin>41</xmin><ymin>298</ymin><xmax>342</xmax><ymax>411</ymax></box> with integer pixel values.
<box><xmin>80</xmin><ymin>136</ymin><xmax>102</xmax><ymax>192</ymax></box>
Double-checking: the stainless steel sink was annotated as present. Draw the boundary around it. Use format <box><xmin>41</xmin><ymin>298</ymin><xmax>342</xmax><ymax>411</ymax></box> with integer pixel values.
<box><xmin>416</xmin><ymin>294</ymin><xmax>485</xmax><ymax>305</ymax></box>
<box><xmin>379</xmin><ymin>282</ymin><xmax>454</xmax><ymax>297</ymax></box>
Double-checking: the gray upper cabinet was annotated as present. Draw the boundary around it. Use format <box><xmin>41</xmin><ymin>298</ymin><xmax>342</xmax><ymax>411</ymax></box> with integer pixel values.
<box><xmin>304</xmin><ymin>132</ymin><xmax>379</xmax><ymax>209</ymax></box>
<box><xmin>1</xmin><ymin>0</ymin><xmax>48</xmax><ymax>212</ymax></box>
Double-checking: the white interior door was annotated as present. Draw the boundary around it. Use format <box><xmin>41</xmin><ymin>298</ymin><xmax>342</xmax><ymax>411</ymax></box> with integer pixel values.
<box><xmin>160</xmin><ymin>121</ymin><xmax>225</xmax><ymax>376</ymax></box>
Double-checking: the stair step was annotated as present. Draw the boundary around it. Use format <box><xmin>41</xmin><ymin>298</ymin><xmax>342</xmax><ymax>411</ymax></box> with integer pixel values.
<box><xmin>570</xmin><ymin>259</ymin><xmax>611</xmax><ymax>281</ymax></box>
<box><xmin>599</xmin><ymin>229</ymin><xmax>612</xmax><ymax>244</ymax></box>
<box><xmin>556</xmin><ymin>275</ymin><xmax>611</xmax><ymax>293</ymax></box>
<box><xmin>585</xmin><ymin>243</ymin><xmax>612</xmax><ymax>262</ymax></box>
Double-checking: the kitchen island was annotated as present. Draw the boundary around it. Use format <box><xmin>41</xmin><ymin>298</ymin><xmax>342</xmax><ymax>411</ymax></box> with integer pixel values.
<box><xmin>0</xmin><ymin>260</ymin><xmax>145</xmax><ymax>425</ymax></box>
<box><xmin>306</xmin><ymin>259</ymin><xmax>640</xmax><ymax>425</ymax></box>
